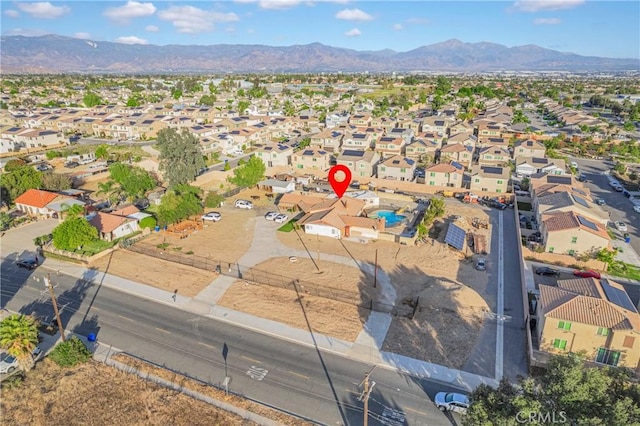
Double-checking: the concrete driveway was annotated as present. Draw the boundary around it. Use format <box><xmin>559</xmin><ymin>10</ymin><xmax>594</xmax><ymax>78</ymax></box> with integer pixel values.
<box><xmin>1</xmin><ymin>219</ymin><xmax>59</xmax><ymax>260</ymax></box>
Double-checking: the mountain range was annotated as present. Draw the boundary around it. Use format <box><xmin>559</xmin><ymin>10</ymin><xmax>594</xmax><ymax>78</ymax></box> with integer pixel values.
<box><xmin>1</xmin><ymin>35</ymin><xmax>638</xmax><ymax>74</ymax></box>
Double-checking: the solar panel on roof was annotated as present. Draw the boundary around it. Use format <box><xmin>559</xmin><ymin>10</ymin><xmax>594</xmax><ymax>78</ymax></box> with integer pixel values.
<box><xmin>601</xmin><ymin>279</ymin><xmax>637</xmax><ymax>312</ymax></box>
<box><xmin>342</xmin><ymin>150</ymin><xmax>364</xmax><ymax>157</ymax></box>
<box><xmin>392</xmin><ymin>160</ymin><xmax>400</xmax><ymax>164</ymax></box>
<box><xmin>572</xmin><ymin>194</ymin><xmax>590</xmax><ymax>208</ymax></box>
<box><xmin>532</xmin><ymin>157</ymin><xmax>548</xmax><ymax>164</ymax></box>
<box><xmin>547</xmin><ymin>175</ymin><xmax>572</xmax><ymax>185</ymax></box>
<box><xmin>444</xmin><ymin>223</ymin><xmax>466</xmax><ymax>251</ymax></box>
<box><xmin>451</xmin><ymin>162</ymin><xmax>464</xmax><ymax>170</ymax></box>
<box><xmin>482</xmin><ymin>166</ymin><xmax>502</xmax><ymax>174</ymax></box>
<box><xmin>577</xmin><ymin>216</ymin><xmax>599</xmax><ymax>231</ymax></box>
<box><xmin>302</xmin><ymin>150</ymin><xmax>314</xmax><ymax>155</ymax></box>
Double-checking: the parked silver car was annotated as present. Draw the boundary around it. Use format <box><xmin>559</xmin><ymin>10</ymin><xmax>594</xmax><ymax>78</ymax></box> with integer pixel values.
<box><xmin>434</xmin><ymin>392</ymin><xmax>470</xmax><ymax>414</ymax></box>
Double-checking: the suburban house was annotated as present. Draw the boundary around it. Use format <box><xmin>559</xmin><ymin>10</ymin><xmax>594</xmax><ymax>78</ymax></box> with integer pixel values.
<box><xmin>539</xmin><ymin>211</ymin><xmax>610</xmax><ymax>255</ymax></box>
<box><xmin>529</xmin><ymin>174</ymin><xmax>584</xmax><ymax>198</ymax></box>
<box><xmin>439</xmin><ymin>143</ymin><xmax>473</xmax><ymax>168</ymax></box>
<box><xmin>421</xmin><ymin>117</ymin><xmax>451</xmax><ymax>135</ymax></box>
<box><xmin>337</xmin><ymin>149</ymin><xmax>380</xmax><ymax>178</ymax></box>
<box><xmin>374</xmin><ymin>136</ymin><xmax>406</xmax><ymax>157</ymax></box>
<box><xmin>377</xmin><ymin>155</ymin><xmax>416</xmax><ymax>181</ymax></box>
<box><xmin>291</xmin><ymin>148</ymin><xmax>332</xmax><ymax>171</ymax></box>
<box><xmin>309</xmin><ymin>129</ymin><xmax>343</xmax><ymax>152</ymax></box>
<box><xmin>349</xmin><ymin>113</ymin><xmax>372</xmax><ymax>127</ymax></box>
<box><xmin>13</xmin><ymin>189</ymin><xmax>81</xmax><ymax>218</ymax></box>
<box><xmin>478</xmin><ymin>146</ymin><xmax>511</xmax><ymax>166</ymax></box>
<box><xmin>513</xmin><ymin>139</ymin><xmax>546</xmax><ymax>160</ymax></box>
<box><xmin>279</xmin><ymin>194</ymin><xmax>383</xmax><ymax>240</ymax></box>
<box><xmin>257</xmin><ymin>179</ymin><xmax>296</xmax><ymax>194</ymax></box>
<box><xmin>89</xmin><ymin>211</ymin><xmax>139</xmax><ymax>242</ymax></box>
<box><xmin>534</xmin><ymin>191</ymin><xmax>608</xmax><ymax>225</ymax></box>
<box><xmin>467</xmin><ymin>165</ymin><xmax>510</xmax><ymax>193</ymax></box>
<box><xmin>537</xmin><ymin>277</ymin><xmax>640</xmax><ymax>369</ymax></box>
<box><xmin>516</xmin><ymin>157</ymin><xmax>566</xmax><ymax>177</ymax></box>
<box><xmin>449</xmin><ymin>121</ymin><xmax>474</xmax><ymax>136</ymax></box>
<box><xmin>342</xmin><ymin>133</ymin><xmax>374</xmax><ymax>151</ymax></box>
<box><xmin>386</xmin><ymin>128</ymin><xmax>414</xmax><ymax>145</ymax></box>
<box><xmin>254</xmin><ymin>143</ymin><xmax>293</xmax><ymax>167</ymax></box>
<box><xmin>447</xmin><ymin>133</ymin><xmax>477</xmax><ymax>149</ymax></box>
<box><xmin>405</xmin><ymin>138</ymin><xmax>440</xmax><ymax>161</ymax></box>
<box><xmin>424</xmin><ymin>162</ymin><xmax>464</xmax><ymax>188</ymax></box>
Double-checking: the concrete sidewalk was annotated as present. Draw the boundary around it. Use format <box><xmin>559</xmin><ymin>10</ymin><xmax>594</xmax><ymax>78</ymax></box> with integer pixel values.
<box><xmin>36</xmin><ymin>255</ymin><xmax>498</xmax><ymax>391</ymax></box>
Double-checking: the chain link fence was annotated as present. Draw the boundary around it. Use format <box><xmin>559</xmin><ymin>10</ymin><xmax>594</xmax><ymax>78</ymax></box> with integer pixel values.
<box><xmin>126</xmin><ymin>243</ymin><xmax>414</xmax><ymax>318</ymax></box>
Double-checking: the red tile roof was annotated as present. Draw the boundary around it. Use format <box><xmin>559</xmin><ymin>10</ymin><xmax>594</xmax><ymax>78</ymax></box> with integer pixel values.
<box><xmin>13</xmin><ymin>189</ymin><xmax>59</xmax><ymax>208</ymax></box>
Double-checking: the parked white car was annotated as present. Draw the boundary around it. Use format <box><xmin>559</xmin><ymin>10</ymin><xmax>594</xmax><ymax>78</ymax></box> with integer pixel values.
<box><xmin>634</xmin><ymin>205</ymin><xmax>640</xmax><ymax>213</ymax></box>
<box><xmin>0</xmin><ymin>351</ymin><xmax>19</xmax><ymax>374</ymax></box>
<box><xmin>274</xmin><ymin>214</ymin><xmax>289</xmax><ymax>224</ymax></box>
<box><xmin>201</xmin><ymin>212</ymin><xmax>222</xmax><ymax>222</ymax></box>
<box><xmin>235</xmin><ymin>199</ymin><xmax>253</xmax><ymax>209</ymax></box>
<box><xmin>615</xmin><ymin>222</ymin><xmax>628</xmax><ymax>232</ymax></box>
<box><xmin>264</xmin><ymin>211</ymin><xmax>278</xmax><ymax>221</ymax></box>
<box><xmin>434</xmin><ymin>392</ymin><xmax>470</xmax><ymax>414</ymax></box>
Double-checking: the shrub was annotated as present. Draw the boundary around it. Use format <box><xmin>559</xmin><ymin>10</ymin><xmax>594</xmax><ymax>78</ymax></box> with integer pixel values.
<box><xmin>49</xmin><ymin>336</ymin><xmax>92</xmax><ymax>367</ymax></box>
<box><xmin>205</xmin><ymin>192</ymin><xmax>224</xmax><ymax>208</ymax></box>
<box><xmin>139</xmin><ymin>216</ymin><xmax>157</xmax><ymax>229</ymax></box>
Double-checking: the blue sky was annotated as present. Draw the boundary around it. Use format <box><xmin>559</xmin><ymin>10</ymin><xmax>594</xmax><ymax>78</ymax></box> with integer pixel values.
<box><xmin>1</xmin><ymin>1</ymin><xmax>638</xmax><ymax>58</ymax></box>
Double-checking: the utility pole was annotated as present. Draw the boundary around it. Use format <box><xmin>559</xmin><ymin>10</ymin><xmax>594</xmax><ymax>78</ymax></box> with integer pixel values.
<box><xmin>373</xmin><ymin>249</ymin><xmax>378</xmax><ymax>288</ymax></box>
<box><xmin>358</xmin><ymin>366</ymin><xmax>377</xmax><ymax>426</ymax></box>
<box><xmin>44</xmin><ymin>274</ymin><xmax>65</xmax><ymax>342</ymax></box>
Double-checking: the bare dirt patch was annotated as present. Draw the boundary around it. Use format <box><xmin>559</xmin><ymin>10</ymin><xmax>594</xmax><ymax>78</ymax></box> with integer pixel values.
<box><xmin>217</xmin><ymin>256</ymin><xmax>370</xmax><ymax>341</ymax></box>
<box><xmin>0</xmin><ymin>358</ymin><xmax>254</xmax><ymax>426</ymax></box>
<box><xmin>90</xmin><ymin>250</ymin><xmax>215</xmax><ymax>297</ymax></box>
<box><xmin>276</xmin><ymin>201</ymin><xmax>493</xmax><ymax>368</ymax></box>
<box><xmin>137</xmin><ymin>204</ymin><xmax>257</xmax><ymax>265</ymax></box>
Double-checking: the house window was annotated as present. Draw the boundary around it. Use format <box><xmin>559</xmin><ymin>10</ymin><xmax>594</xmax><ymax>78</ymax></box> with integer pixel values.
<box><xmin>497</xmin><ymin>180</ymin><xmax>503</xmax><ymax>184</ymax></box>
<box><xmin>474</xmin><ymin>178</ymin><xmax>480</xmax><ymax>183</ymax></box>
<box><xmin>557</xmin><ymin>321</ymin><xmax>571</xmax><ymax>331</ymax></box>
<box><xmin>596</xmin><ymin>327</ymin><xmax>609</xmax><ymax>336</ymax></box>
<box><xmin>549</xmin><ymin>247</ymin><xmax>555</xmax><ymax>253</ymax></box>
<box><xmin>552</xmin><ymin>339</ymin><xmax>567</xmax><ymax>350</ymax></box>
<box><xmin>430</xmin><ymin>172</ymin><xmax>435</xmax><ymax>177</ymax></box>
<box><xmin>595</xmin><ymin>348</ymin><xmax>620</xmax><ymax>366</ymax></box>
<box><xmin>380</xmin><ymin>167</ymin><xmax>385</xmax><ymax>172</ymax></box>
<box><xmin>623</xmin><ymin>336</ymin><xmax>635</xmax><ymax>348</ymax></box>
<box><xmin>571</xmin><ymin>237</ymin><xmax>578</xmax><ymax>244</ymax></box>
<box><xmin>429</xmin><ymin>181</ymin><xmax>435</xmax><ymax>186</ymax></box>
<box><xmin>497</xmin><ymin>189</ymin><xmax>502</xmax><ymax>193</ymax></box>
<box><xmin>400</xmin><ymin>168</ymin><xmax>406</xmax><ymax>173</ymax></box>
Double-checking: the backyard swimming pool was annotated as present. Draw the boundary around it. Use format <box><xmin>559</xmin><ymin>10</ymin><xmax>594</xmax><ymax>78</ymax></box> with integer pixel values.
<box><xmin>369</xmin><ymin>210</ymin><xmax>407</xmax><ymax>227</ymax></box>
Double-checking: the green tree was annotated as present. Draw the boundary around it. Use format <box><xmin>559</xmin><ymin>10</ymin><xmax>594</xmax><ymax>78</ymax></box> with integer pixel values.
<box><xmin>428</xmin><ymin>197</ymin><xmax>446</xmax><ymax>217</ymax></box>
<box><xmin>0</xmin><ymin>211</ymin><xmax>14</xmax><ymax>230</ymax></box>
<box><xmin>41</xmin><ymin>172</ymin><xmax>72</xmax><ymax>192</ymax></box>
<box><xmin>157</xmin><ymin>185</ymin><xmax>203</xmax><ymax>226</ymax></box>
<box><xmin>199</xmin><ymin>94</ymin><xmax>217</xmax><ymax>106</ymax></box>
<box><xmin>156</xmin><ymin>128</ymin><xmax>206</xmax><ymax>188</ymax></box>
<box><xmin>96</xmin><ymin>179</ymin><xmax>122</xmax><ymax>205</ymax></box>
<box><xmin>0</xmin><ymin>165</ymin><xmax>43</xmax><ymax>203</ymax></box>
<box><xmin>205</xmin><ymin>191</ymin><xmax>224</xmax><ymax>208</ymax></box>
<box><xmin>82</xmin><ymin>91</ymin><xmax>103</xmax><ymax>107</ymax></box>
<box><xmin>95</xmin><ymin>144</ymin><xmax>109</xmax><ymax>160</ymax></box>
<box><xmin>0</xmin><ymin>314</ymin><xmax>39</xmax><ymax>372</ymax></box>
<box><xmin>4</xmin><ymin>159</ymin><xmax>26</xmax><ymax>172</ymax></box>
<box><xmin>108</xmin><ymin>163</ymin><xmax>156</xmax><ymax>201</ymax></box>
<box><xmin>126</xmin><ymin>97</ymin><xmax>141</xmax><ymax>107</ymax></box>
<box><xmin>228</xmin><ymin>155</ymin><xmax>266</xmax><ymax>188</ymax></box>
<box><xmin>613</xmin><ymin>162</ymin><xmax>626</xmax><ymax>175</ymax></box>
<box><xmin>464</xmin><ymin>353</ymin><xmax>640</xmax><ymax>426</ymax></box>
<box><xmin>52</xmin><ymin>216</ymin><xmax>98</xmax><ymax>251</ymax></box>
<box><xmin>237</xmin><ymin>100</ymin><xmax>250</xmax><ymax>114</ymax></box>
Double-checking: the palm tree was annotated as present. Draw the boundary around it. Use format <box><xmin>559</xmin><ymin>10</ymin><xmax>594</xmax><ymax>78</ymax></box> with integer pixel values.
<box><xmin>60</xmin><ymin>203</ymin><xmax>84</xmax><ymax>219</ymax></box>
<box><xmin>96</xmin><ymin>180</ymin><xmax>122</xmax><ymax>206</ymax></box>
<box><xmin>0</xmin><ymin>314</ymin><xmax>39</xmax><ymax>372</ymax></box>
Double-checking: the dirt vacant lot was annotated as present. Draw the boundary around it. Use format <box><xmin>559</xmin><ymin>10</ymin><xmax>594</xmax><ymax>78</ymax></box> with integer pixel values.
<box><xmin>217</xmin><ymin>257</ymin><xmax>372</xmax><ymax>341</ymax></box>
<box><xmin>0</xmin><ymin>359</ymin><xmax>253</xmax><ymax>426</ymax></box>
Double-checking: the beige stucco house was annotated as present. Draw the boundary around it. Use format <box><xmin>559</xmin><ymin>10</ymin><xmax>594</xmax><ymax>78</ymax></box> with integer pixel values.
<box><xmin>337</xmin><ymin>149</ymin><xmax>380</xmax><ymax>178</ymax></box>
<box><xmin>424</xmin><ymin>162</ymin><xmax>464</xmax><ymax>188</ymax></box>
<box><xmin>537</xmin><ymin>278</ymin><xmax>640</xmax><ymax>370</ymax></box>
<box><xmin>254</xmin><ymin>143</ymin><xmax>293</xmax><ymax>167</ymax></box>
<box><xmin>291</xmin><ymin>147</ymin><xmax>332</xmax><ymax>171</ymax></box>
<box><xmin>539</xmin><ymin>210</ymin><xmax>610</xmax><ymax>255</ymax></box>
<box><xmin>513</xmin><ymin>139</ymin><xmax>546</xmax><ymax>161</ymax></box>
<box><xmin>377</xmin><ymin>155</ymin><xmax>416</xmax><ymax>181</ymax></box>
<box><xmin>468</xmin><ymin>165</ymin><xmax>510</xmax><ymax>193</ymax></box>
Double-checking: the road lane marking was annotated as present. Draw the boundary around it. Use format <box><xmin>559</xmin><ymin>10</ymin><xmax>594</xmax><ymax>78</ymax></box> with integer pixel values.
<box><xmin>118</xmin><ymin>314</ymin><xmax>134</xmax><ymax>321</ymax></box>
<box><xmin>496</xmin><ymin>210</ymin><xmax>504</xmax><ymax>380</ymax></box>
<box><xmin>240</xmin><ymin>355</ymin><xmax>261</xmax><ymax>364</ymax></box>
<box><xmin>155</xmin><ymin>327</ymin><xmax>171</xmax><ymax>334</ymax></box>
<box><xmin>344</xmin><ymin>388</ymin><xmax>359</xmax><ymax>395</ymax></box>
<box><xmin>403</xmin><ymin>406</ymin><xmax>428</xmax><ymax>416</ymax></box>
<box><xmin>246</xmin><ymin>366</ymin><xmax>268</xmax><ymax>381</ymax></box>
<box><xmin>197</xmin><ymin>341</ymin><xmax>216</xmax><ymax>349</ymax></box>
<box><xmin>288</xmin><ymin>370</ymin><xmax>309</xmax><ymax>379</ymax></box>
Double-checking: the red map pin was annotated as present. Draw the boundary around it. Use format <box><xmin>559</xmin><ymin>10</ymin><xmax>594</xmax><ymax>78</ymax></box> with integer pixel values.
<box><xmin>328</xmin><ymin>165</ymin><xmax>352</xmax><ymax>198</ymax></box>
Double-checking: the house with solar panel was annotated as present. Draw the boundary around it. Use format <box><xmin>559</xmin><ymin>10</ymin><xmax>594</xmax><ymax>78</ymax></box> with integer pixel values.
<box><xmin>337</xmin><ymin>149</ymin><xmax>380</xmax><ymax>178</ymax></box>
<box><xmin>534</xmin><ymin>190</ymin><xmax>609</xmax><ymax>226</ymax></box>
<box><xmin>309</xmin><ymin>128</ymin><xmax>344</xmax><ymax>152</ymax></box>
<box><xmin>440</xmin><ymin>143</ymin><xmax>474</xmax><ymax>168</ymax></box>
<box><xmin>468</xmin><ymin>165</ymin><xmax>510</xmax><ymax>193</ymax></box>
<box><xmin>536</xmin><ymin>277</ymin><xmax>640</xmax><ymax>369</ymax></box>
<box><xmin>539</xmin><ymin>211</ymin><xmax>610</xmax><ymax>255</ymax></box>
<box><xmin>374</xmin><ymin>136</ymin><xmax>406</xmax><ymax>157</ymax></box>
<box><xmin>513</xmin><ymin>139</ymin><xmax>546</xmax><ymax>161</ymax></box>
<box><xmin>516</xmin><ymin>157</ymin><xmax>566</xmax><ymax>177</ymax></box>
<box><xmin>377</xmin><ymin>155</ymin><xmax>416</xmax><ymax>181</ymax></box>
<box><xmin>477</xmin><ymin>146</ymin><xmax>511</xmax><ymax>166</ymax></box>
<box><xmin>405</xmin><ymin>138</ymin><xmax>440</xmax><ymax>162</ymax></box>
<box><xmin>253</xmin><ymin>143</ymin><xmax>293</xmax><ymax>167</ymax></box>
<box><xmin>342</xmin><ymin>132</ymin><xmax>374</xmax><ymax>151</ymax></box>
<box><xmin>424</xmin><ymin>162</ymin><xmax>464</xmax><ymax>188</ymax></box>
<box><xmin>291</xmin><ymin>148</ymin><xmax>332</xmax><ymax>171</ymax></box>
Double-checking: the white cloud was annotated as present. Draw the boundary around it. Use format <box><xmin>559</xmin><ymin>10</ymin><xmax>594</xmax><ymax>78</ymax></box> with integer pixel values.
<box><xmin>115</xmin><ymin>35</ymin><xmax>148</xmax><ymax>45</ymax></box>
<box><xmin>74</xmin><ymin>32</ymin><xmax>92</xmax><ymax>39</ymax></box>
<box><xmin>336</xmin><ymin>8</ymin><xmax>373</xmax><ymax>21</ymax></box>
<box><xmin>3</xmin><ymin>28</ymin><xmax>49</xmax><ymax>36</ymax></box>
<box><xmin>407</xmin><ymin>17</ymin><xmax>429</xmax><ymax>25</ymax></box>
<box><xmin>104</xmin><ymin>1</ymin><xmax>156</xmax><ymax>23</ymax></box>
<box><xmin>158</xmin><ymin>6</ymin><xmax>239</xmax><ymax>34</ymax></box>
<box><xmin>4</xmin><ymin>10</ymin><xmax>20</xmax><ymax>18</ymax></box>
<box><xmin>234</xmin><ymin>0</ymin><xmax>349</xmax><ymax>9</ymax></box>
<box><xmin>16</xmin><ymin>2</ymin><xmax>70</xmax><ymax>19</ymax></box>
<box><xmin>392</xmin><ymin>23</ymin><xmax>403</xmax><ymax>31</ymax></box>
<box><xmin>145</xmin><ymin>25</ymin><xmax>159</xmax><ymax>32</ymax></box>
<box><xmin>344</xmin><ymin>28</ymin><xmax>361</xmax><ymax>37</ymax></box>
<box><xmin>512</xmin><ymin>0</ymin><xmax>585</xmax><ymax>12</ymax></box>
<box><xmin>534</xmin><ymin>17</ymin><xmax>561</xmax><ymax>24</ymax></box>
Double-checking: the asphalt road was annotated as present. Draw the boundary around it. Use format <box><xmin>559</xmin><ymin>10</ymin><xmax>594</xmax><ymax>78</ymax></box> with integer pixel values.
<box><xmin>569</xmin><ymin>157</ymin><xmax>640</xmax><ymax>254</ymax></box>
<box><xmin>77</xmin><ymin>137</ymin><xmax>156</xmax><ymax>147</ymax></box>
<box><xmin>0</xmin><ymin>262</ymin><xmax>464</xmax><ymax>426</ymax></box>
